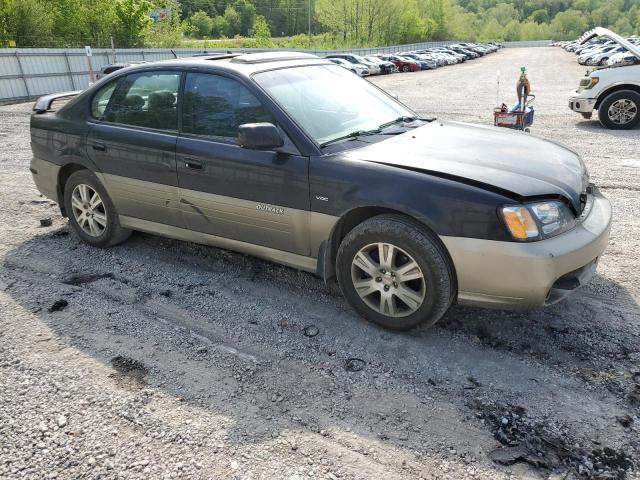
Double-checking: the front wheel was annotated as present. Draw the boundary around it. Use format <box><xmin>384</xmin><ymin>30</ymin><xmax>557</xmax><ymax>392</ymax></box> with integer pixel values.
<box><xmin>598</xmin><ymin>90</ymin><xmax>640</xmax><ymax>130</ymax></box>
<box><xmin>336</xmin><ymin>215</ymin><xmax>455</xmax><ymax>330</ymax></box>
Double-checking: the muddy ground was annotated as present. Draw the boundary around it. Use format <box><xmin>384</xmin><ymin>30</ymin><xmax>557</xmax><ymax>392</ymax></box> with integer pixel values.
<box><xmin>0</xmin><ymin>47</ymin><xmax>638</xmax><ymax>479</ymax></box>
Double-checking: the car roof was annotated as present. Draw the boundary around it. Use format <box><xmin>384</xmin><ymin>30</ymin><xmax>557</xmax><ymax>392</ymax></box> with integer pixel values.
<box><xmin>114</xmin><ymin>51</ymin><xmax>334</xmax><ymax>77</ymax></box>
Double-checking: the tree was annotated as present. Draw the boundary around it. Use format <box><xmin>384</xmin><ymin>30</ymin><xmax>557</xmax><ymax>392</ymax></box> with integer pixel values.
<box><xmin>188</xmin><ymin>10</ymin><xmax>214</xmax><ymax>37</ymax></box>
<box><xmin>7</xmin><ymin>0</ymin><xmax>54</xmax><ymax>46</ymax></box>
<box><xmin>180</xmin><ymin>0</ymin><xmax>217</xmax><ymax>19</ymax></box>
<box><xmin>222</xmin><ymin>5</ymin><xmax>241</xmax><ymax>35</ymax></box>
<box><xmin>529</xmin><ymin>9</ymin><xmax>548</xmax><ymax>23</ymax></box>
<box><xmin>211</xmin><ymin>15</ymin><xmax>229</xmax><ymax>36</ymax></box>
<box><xmin>550</xmin><ymin>9</ymin><xmax>588</xmax><ymax>39</ymax></box>
<box><xmin>254</xmin><ymin>14</ymin><xmax>271</xmax><ymax>38</ymax></box>
<box><xmin>114</xmin><ymin>0</ymin><xmax>152</xmax><ymax>47</ymax></box>
<box><xmin>233</xmin><ymin>0</ymin><xmax>256</xmax><ymax>35</ymax></box>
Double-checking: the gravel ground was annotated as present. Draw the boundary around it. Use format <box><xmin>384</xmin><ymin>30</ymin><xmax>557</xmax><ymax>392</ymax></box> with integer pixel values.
<box><xmin>0</xmin><ymin>47</ymin><xmax>639</xmax><ymax>480</ymax></box>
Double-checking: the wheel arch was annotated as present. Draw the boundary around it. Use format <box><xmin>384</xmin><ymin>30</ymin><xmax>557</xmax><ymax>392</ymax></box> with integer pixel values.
<box><xmin>319</xmin><ymin>206</ymin><xmax>456</xmax><ymax>288</ymax></box>
<box><xmin>57</xmin><ymin>163</ymin><xmax>89</xmax><ymax>217</ymax></box>
<box><xmin>595</xmin><ymin>84</ymin><xmax>640</xmax><ymax>109</ymax></box>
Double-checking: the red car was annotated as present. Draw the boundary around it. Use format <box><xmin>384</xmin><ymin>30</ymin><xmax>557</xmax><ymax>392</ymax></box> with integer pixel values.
<box><xmin>378</xmin><ymin>55</ymin><xmax>419</xmax><ymax>72</ymax></box>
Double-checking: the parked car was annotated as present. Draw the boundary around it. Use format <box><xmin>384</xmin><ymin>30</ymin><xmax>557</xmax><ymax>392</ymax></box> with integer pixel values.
<box><xmin>448</xmin><ymin>46</ymin><xmax>479</xmax><ymax>59</ymax></box>
<box><xmin>401</xmin><ymin>53</ymin><xmax>437</xmax><ymax>70</ymax></box>
<box><xmin>412</xmin><ymin>51</ymin><xmax>447</xmax><ymax>67</ymax></box>
<box><xmin>326</xmin><ymin>54</ymin><xmax>381</xmax><ymax>75</ymax></box>
<box><xmin>608</xmin><ymin>51</ymin><xmax>640</xmax><ymax>67</ymax></box>
<box><xmin>398</xmin><ymin>53</ymin><xmax>433</xmax><ymax>70</ymax></box>
<box><xmin>363</xmin><ymin>56</ymin><xmax>397</xmax><ymax>74</ymax></box>
<box><xmin>31</xmin><ymin>51</ymin><xmax>611</xmax><ymax>330</ymax></box>
<box><xmin>569</xmin><ymin>28</ymin><xmax>640</xmax><ymax>129</ymax></box>
<box><xmin>327</xmin><ymin>57</ymin><xmax>369</xmax><ymax>76</ymax></box>
<box><xmin>429</xmin><ymin>47</ymin><xmax>466</xmax><ymax>62</ymax></box>
<box><xmin>96</xmin><ymin>62</ymin><xmax>146</xmax><ymax>80</ymax></box>
<box><xmin>377</xmin><ymin>55</ymin><xmax>419</xmax><ymax>72</ymax></box>
<box><xmin>579</xmin><ymin>45</ymin><xmax>626</xmax><ymax>66</ymax></box>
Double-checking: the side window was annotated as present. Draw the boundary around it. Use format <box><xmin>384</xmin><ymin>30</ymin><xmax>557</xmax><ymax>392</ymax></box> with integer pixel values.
<box><xmin>91</xmin><ymin>81</ymin><xmax>117</xmax><ymax>118</ymax></box>
<box><xmin>182</xmin><ymin>73</ymin><xmax>274</xmax><ymax>141</ymax></box>
<box><xmin>101</xmin><ymin>71</ymin><xmax>180</xmax><ymax>131</ymax></box>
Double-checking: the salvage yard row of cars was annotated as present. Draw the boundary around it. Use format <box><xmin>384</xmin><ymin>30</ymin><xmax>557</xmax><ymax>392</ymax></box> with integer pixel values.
<box><xmin>95</xmin><ymin>42</ymin><xmax>501</xmax><ymax>80</ymax></box>
<box><xmin>556</xmin><ymin>35</ymin><xmax>640</xmax><ymax>67</ymax></box>
<box><xmin>559</xmin><ymin>27</ymin><xmax>640</xmax><ymax>130</ymax></box>
<box><xmin>324</xmin><ymin>42</ymin><xmax>501</xmax><ymax>76</ymax></box>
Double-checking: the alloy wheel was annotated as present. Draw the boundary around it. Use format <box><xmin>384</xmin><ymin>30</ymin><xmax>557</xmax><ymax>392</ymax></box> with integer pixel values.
<box><xmin>608</xmin><ymin>99</ymin><xmax>637</xmax><ymax>125</ymax></box>
<box><xmin>351</xmin><ymin>242</ymin><xmax>426</xmax><ymax>318</ymax></box>
<box><xmin>71</xmin><ymin>184</ymin><xmax>107</xmax><ymax>237</ymax></box>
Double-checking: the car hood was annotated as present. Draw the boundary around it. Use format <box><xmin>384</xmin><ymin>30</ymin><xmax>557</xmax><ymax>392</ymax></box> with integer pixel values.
<box><xmin>346</xmin><ymin>121</ymin><xmax>589</xmax><ymax>211</ymax></box>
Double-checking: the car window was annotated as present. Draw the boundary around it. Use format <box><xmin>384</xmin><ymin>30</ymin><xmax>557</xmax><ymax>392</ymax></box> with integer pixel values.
<box><xmin>254</xmin><ymin>65</ymin><xmax>415</xmax><ymax>145</ymax></box>
<box><xmin>91</xmin><ymin>81</ymin><xmax>118</xmax><ymax>118</ymax></box>
<box><xmin>101</xmin><ymin>71</ymin><xmax>180</xmax><ymax>131</ymax></box>
<box><xmin>182</xmin><ymin>73</ymin><xmax>274</xmax><ymax>141</ymax></box>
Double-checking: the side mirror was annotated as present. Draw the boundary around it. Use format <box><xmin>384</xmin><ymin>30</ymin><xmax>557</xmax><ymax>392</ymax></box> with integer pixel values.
<box><xmin>238</xmin><ymin>123</ymin><xmax>284</xmax><ymax>150</ymax></box>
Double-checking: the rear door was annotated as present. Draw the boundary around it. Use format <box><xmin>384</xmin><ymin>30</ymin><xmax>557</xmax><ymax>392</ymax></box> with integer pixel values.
<box><xmin>87</xmin><ymin>70</ymin><xmax>182</xmax><ymax>227</ymax></box>
<box><xmin>175</xmin><ymin>72</ymin><xmax>310</xmax><ymax>255</ymax></box>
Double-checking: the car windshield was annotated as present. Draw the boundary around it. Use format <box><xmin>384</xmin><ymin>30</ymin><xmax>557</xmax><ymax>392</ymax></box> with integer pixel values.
<box><xmin>253</xmin><ymin>64</ymin><xmax>415</xmax><ymax>146</ymax></box>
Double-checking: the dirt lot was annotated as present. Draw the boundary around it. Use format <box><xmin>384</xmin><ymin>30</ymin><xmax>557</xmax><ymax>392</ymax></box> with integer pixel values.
<box><xmin>0</xmin><ymin>47</ymin><xmax>639</xmax><ymax>480</ymax></box>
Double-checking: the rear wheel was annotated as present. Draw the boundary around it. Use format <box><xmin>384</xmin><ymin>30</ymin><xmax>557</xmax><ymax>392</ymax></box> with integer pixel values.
<box><xmin>598</xmin><ymin>90</ymin><xmax>640</xmax><ymax>130</ymax></box>
<box><xmin>599</xmin><ymin>57</ymin><xmax>609</xmax><ymax>66</ymax></box>
<box><xmin>63</xmin><ymin>170</ymin><xmax>131</xmax><ymax>248</ymax></box>
<box><xmin>401</xmin><ymin>65</ymin><xmax>410</xmax><ymax>72</ymax></box>
<box><xmin>336</xmin><ymin>215</ymin><xmax>455</xmax><ymax>330</ymax></box>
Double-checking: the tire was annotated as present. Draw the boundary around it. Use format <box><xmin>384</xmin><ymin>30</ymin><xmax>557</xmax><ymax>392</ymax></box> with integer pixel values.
<box><xmin>597</xmin><ymin>90</ymin><xmax>640</xmax><ymax>130</ymax></box>
<box><xmin>63</xmin><ymin>169</ymin><xmax>132</xmax><ymax>248</ymax></box>
<box><xmin>336</xmin><ymin>214</ymin><xmax>455</xmax><ymax>330</ymax></box>
<box><xmin>598</xmin><ymin>57</ymin><xmax>608</xmax><ymax>66</ymax></box>
<box><xmin>401</xmin><ymin>65</ymin><xmax>410</xmax><ymax>73</ymax></box>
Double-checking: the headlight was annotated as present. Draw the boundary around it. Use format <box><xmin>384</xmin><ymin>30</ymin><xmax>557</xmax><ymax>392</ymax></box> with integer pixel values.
<box><xmin>501</xmin><ymin>201</ymin><xmax>576</xmax><ymax>241</ymax></box>
<box><xmin>585</xmin><ymin>77</ymin><xmax>599</xmax><ymax>89</ymax></box>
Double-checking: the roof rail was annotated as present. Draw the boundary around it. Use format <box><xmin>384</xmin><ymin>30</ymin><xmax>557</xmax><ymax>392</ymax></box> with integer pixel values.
<box><xmin>200</xmin><ymin>53</ymin><xmax>242</xmax><ymax>61</ymax></box>
<box><xmin>230</xmin><ymin>52</ymin><xmax>319</xmax><ymax>64</ymax></box>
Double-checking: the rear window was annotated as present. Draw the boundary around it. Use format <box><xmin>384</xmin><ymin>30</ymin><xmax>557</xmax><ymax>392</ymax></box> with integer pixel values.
<box><xmin>93</xmin><ymin>71</ymin><xmax>181</xmax><ymax>131</ymax></box>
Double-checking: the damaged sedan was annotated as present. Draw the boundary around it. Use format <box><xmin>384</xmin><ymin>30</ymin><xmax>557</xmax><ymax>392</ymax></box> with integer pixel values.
<box><xmin>30</xmin><ymin>52</ymin><xmax>611</xmax><ymax>330</ymax></box>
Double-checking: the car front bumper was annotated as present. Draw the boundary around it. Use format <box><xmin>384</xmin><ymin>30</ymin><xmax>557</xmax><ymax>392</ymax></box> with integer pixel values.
<box><xmin>569</xmin><ymin>92</ymin><xmax>597</xmax><ymax>113</ymax></box>
<box><xmin>441</xmin><ymin>189</ymin><xmax>612</xmax><ymax>310</ymax></box>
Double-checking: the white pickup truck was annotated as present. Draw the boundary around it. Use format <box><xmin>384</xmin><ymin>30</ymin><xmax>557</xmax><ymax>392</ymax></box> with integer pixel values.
<box><xmin>569</xmin><ymin>27</ymin><xmax>640</xmax><ymax>129</ymax></box>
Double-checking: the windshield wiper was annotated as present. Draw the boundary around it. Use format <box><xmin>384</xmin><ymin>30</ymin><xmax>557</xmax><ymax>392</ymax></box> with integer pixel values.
<box><xmin>378</xmin><ymin>115</ymin><xmax>419</xmax><ymax>130</ymax></box>
<box><xmin>319</xmin><ymin>128</ymin><xmax>382</xmax><ymax>147</ymax></box>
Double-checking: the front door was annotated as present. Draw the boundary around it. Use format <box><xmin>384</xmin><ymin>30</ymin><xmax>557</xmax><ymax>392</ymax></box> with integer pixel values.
<box><xmin>176</xmin><ymin>72</ymin><xmax>310</xmax><ymax>256</ymax></box>
<box><xmin>86</xmin><ymin>70</ymin><xmax>182</xmax><ymax>227</ymax></box>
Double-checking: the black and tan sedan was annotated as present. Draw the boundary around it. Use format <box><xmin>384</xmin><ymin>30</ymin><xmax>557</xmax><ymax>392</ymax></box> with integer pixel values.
<box><xmin>30</xmin><ymin>52</ymin><xmax>611</xmax><ymax>330</ymax></box>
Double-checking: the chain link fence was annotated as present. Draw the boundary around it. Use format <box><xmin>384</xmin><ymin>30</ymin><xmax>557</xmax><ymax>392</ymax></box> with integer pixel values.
<box><xmin>0</xmin><ymin>40</ymin><xmax>551</xmax><ymax>104</ymax></box>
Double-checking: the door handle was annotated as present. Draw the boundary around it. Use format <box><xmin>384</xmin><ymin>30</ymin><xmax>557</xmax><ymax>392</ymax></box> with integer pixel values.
<box><xmin>184</xmin><ymin>158</ymin><xmax>203</xmax><ymax>170</ymax></box>
<box><xmin>91</xmin><ymin>143</ymin><xmax>106</xmax><ymax>152</ymax></box>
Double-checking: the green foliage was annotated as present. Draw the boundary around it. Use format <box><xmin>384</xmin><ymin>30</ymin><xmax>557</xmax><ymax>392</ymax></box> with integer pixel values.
<box><xmin>1</xmin><ymin>0</ymin><xmax>639</xmax><ymax>48</ymax></box>
<box><xmin>222</xmin><ymin>5</ymin><xmax>241</xmax><ymax>36</ymax></box>
<box><xmin>187</xmin><ymin>10</ymin><xmax>214</xmax><ymax>37</ymax></box>
<box><xmin>114</xmin><ymin>0</ymin><xmax>153</xmax><ymax>47</ymax></box>
<box><xmin>253</xmin><ymin>15</ymin><xmax>271</xmax><ymax>40</ymax></box>
<box><xmin>180</xmin><ymin>0</ymin><xmax>217</xmax><ymax>19</ymax></box>
<box><xmin>550</xmin><ymin>9</ymin><xmax>588</xmax><ymax>39</ymax></box>
<box><xmin>8</xmin><ymin>0</ymin><xmax>54</xmax><ymax>46</ymax></box>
